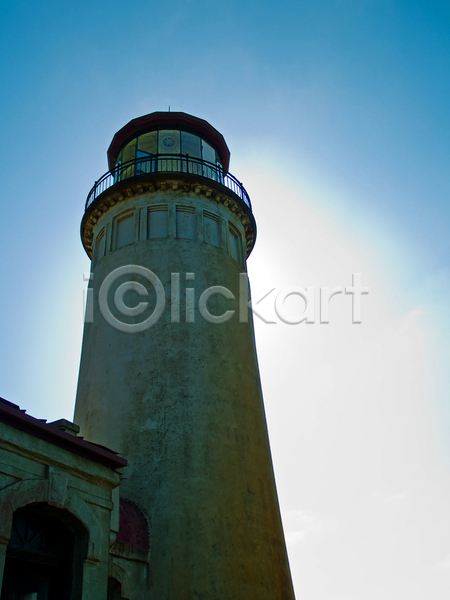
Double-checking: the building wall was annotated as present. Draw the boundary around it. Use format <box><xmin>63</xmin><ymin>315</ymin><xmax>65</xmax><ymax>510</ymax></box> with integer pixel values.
<box><xmin>0</xmin><ymin>413</ymin><xmax>122</xmax><ymax>599</ymax></box>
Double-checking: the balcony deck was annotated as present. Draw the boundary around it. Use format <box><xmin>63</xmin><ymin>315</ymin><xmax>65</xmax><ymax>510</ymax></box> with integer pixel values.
<box><xmin>86</xmin><ymin>155</ymin><xmax>251</xmax><ymax>212</ymax></box>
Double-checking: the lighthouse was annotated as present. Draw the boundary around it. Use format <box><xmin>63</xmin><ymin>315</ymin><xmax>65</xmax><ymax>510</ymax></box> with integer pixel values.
<box><xmin>74</xmin><ymin>111</ymin><xmax>295</xmax><ymax>599</ymax></box>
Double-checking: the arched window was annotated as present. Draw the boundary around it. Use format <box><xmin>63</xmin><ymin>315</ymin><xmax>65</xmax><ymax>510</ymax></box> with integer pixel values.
<box><xmin>1</xmin><ymin>505</ymin><xmax>88</xmax><ymax>600</ymax></box>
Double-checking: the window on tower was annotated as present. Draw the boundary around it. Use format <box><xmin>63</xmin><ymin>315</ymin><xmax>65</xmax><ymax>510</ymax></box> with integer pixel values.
<box><xmin>114</xmin><ymin>129</ymin><xmax>223</xmax><ymax>184</ymax></box>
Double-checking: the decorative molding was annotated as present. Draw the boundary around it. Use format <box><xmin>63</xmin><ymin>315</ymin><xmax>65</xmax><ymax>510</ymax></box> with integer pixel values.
<box><xmin>81</xmin><ymin>178</ymin><xmax>256</xmax><ymax>259</ymax></box>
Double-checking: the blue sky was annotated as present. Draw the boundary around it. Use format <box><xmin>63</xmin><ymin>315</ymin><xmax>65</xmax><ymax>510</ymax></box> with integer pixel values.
<box><xmin>1</xmin><ymin>1</ymin><xmax>449</xmax><ymax>598</ymax></box>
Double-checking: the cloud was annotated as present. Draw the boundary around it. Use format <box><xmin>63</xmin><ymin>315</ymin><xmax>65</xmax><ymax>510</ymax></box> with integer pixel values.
<box><xmin>282</xmin><ymin>509</ymin><xmax>339</xmax><ymax>547</ymax></box>
<box><xmin>433</xmin><ymin>554</ymin><xmax>450</xmax><ymax>571</ymax></box>
<box><xmin>285</xmin><ymin>530</ymin><xmax>306</xmax><ymax>545</ymax></box>
<box><xmin>372</xmin><ymin>490</ymin><xmax>409</xmax><ymax>505</ymax></box>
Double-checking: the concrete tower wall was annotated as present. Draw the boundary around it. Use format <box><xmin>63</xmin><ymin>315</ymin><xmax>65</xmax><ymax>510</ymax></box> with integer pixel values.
<box><xmin>75</xmin><ymin>125</ymin><xmax>295</xmax><ymax>599</ymax></box>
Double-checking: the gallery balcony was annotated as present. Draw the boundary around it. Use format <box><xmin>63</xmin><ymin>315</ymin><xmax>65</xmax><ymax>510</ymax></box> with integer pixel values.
<box><xmin>85</xmin><ymin>154</ymin><xmax>252</xmax><ymax>213</ymax></box>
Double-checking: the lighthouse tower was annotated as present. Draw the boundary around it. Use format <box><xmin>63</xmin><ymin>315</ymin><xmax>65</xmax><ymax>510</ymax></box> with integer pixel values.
<box><xmin>74</xmin><ymin>112</ymin><xmax>295</xmax><ymax>599</ymax></box>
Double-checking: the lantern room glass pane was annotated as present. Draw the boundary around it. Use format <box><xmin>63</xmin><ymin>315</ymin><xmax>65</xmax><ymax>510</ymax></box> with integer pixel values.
<box><xmin>158</xmin><ymin>130</ymin><xmax>180</xmax><ymax>154</ymax></box>
<box><xmin>201</xmin><ymin>140</ymin><xmax>215</xmax><ymax>164</ymax></box>
<box><xmin>181</xmin><ymin>132</ymin><xmax>201</xmax><ymax>158</ymax></box>
<box><xmin>138</xmin><ymin>131</ymin><xmax>157</xmax><ymax>155</ymax></box>
<box><xmin>111</xmin><ymin>130</ymin><xmax>226</xmax><ymax>186</ymax></box>
<box><xmin>122</xmin><ymin>139</ymin><xmax>136</xmax><ymax>164</ymax></box>
<box><xmin>135</xmin><ymin>150</ymin><xmax>156</xmax><ymax>175</ymax></box>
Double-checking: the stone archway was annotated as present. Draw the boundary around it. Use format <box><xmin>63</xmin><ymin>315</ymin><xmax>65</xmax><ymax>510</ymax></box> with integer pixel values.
<box><xmin>1</xmin><ymin>504</ymin><xmax>88</xmax><ymax>600</ymax></box>
<box><xmin>0</xmin><ymin>475</ymin><xmax>106</xmax><ymax>599</ymax></box>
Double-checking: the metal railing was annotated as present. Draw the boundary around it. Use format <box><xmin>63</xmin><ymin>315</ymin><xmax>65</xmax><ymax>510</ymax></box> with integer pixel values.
<box><xmin>85</xmin><ymin>154</ymin><xmax>251</xmax><ymax>211</ymax></box>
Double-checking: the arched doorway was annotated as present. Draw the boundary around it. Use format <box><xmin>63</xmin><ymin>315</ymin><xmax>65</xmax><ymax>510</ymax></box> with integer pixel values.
<box><xmin>107</xmin><ymin>577</ymin><xmax>122</xmax><ymax>600</ymax></box>
<box><xmin>1</xmin><ymin>505</ymin><xmax>88</xmax><ymax>600</ymax></box>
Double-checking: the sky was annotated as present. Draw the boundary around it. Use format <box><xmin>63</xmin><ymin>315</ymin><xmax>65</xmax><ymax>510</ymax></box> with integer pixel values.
<box><xmin>0</xmin><ymin>0</ymin><xmax>449</xmax><ymax>597</ymax></box>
